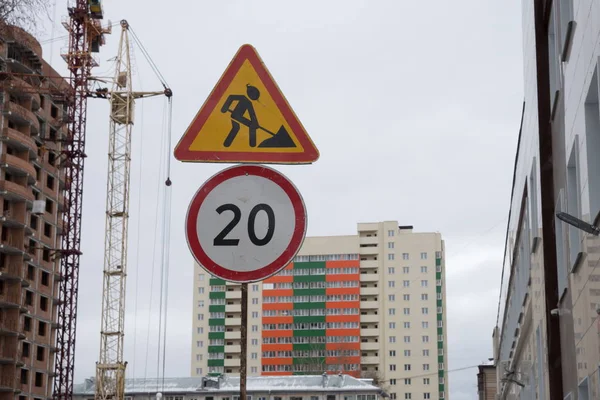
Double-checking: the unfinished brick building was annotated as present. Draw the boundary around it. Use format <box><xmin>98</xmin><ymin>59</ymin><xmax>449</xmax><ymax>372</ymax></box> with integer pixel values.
<box><xmin>0</xmin><ymin>25</ymin><xmax>69</xmax><ymax>400</ymax></box>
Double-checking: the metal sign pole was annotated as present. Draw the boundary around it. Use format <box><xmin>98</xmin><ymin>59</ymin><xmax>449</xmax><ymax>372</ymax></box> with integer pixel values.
<box><xmin>240</xmin><ymin>282</ymin><xmax>248</xmax><ymax>400</ymax></box>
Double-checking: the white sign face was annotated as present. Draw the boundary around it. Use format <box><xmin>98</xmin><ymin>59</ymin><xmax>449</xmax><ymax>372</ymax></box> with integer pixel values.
<box><xmin>186</xmin><ymin>165</ymin><xmax>307</xmax><ymax>282</ymax></box>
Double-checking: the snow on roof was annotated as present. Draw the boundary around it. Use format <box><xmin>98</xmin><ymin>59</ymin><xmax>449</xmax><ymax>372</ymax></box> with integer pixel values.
<box><xmin>73</xmin><ymin>375</ymin><xmax>381</xmax><ymax>395</ymax></box>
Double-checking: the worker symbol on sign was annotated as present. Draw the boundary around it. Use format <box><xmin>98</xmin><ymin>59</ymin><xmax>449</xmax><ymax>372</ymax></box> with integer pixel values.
<box><xmin>220</xmin><ymin>84</ymin><xmax>296</xmax><ymax>148</ymax></box>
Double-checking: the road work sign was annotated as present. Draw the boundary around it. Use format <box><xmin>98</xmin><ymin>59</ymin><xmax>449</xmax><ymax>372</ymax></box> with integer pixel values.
<box><xmin>185</xmin><ymin>164</ymin><xmax>307</xmax><ymax>282</ymax></box>
<box><xmin>174</xmin><ymin>44</ymin><xmax>319</xmax><ymax>164</ymax></box>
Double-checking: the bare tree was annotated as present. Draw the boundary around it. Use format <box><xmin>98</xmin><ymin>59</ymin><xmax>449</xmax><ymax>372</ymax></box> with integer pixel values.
<box><xmin>0</xmin><ymin>0</ymin><xmax>50</xmax><ymax>33</ymax></box>
<box><xmin>360</xmin><ymin>370</ymin><xmax>387</xmax><ymax>390</ymax></box>
<box><xmin>294</xmin><ymin>343</ymin><xmax>359</xmax><ymax>375</ymax></box>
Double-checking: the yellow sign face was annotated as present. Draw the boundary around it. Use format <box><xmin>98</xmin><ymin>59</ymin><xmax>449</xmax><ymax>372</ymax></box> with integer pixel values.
<box><xmin>174</xmin><ymin>44</ymin><xmax>319</xmax><ymax>164</ymax></box>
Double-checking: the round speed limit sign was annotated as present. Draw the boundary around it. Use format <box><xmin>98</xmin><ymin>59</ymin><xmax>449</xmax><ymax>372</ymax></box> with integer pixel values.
<box><xmin>186</xmin><ymin>164</ymin><xmax>307</xmax><ymax>282</ymax></box>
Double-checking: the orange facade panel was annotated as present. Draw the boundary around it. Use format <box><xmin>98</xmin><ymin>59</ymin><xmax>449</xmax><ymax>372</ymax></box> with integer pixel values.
<box><xmin>264</xmin><ymin>274</ymin><xmax>293</xmax><ymax>284</ymax></box>
<box><xmin>326</xmin><ymin>301</ymin><xmax>360</xmax><ymax>309</ymax></box>
<box><xmin>326</xmin><ymin>356</ymin><xmax>361</xmax><ymax>365</ymax></box>
<box><xmin>262</xmin><ymin>302</ymin><xmax>293</xmax><ymax>311</ymax></box>
<box><xmin>262</xmin><ymin>330</ymin><xmax>292</xmax><ymax>338</ymax></box>
<box><xmin>263</xmin><ymin>289</ymin><xmax>293</xmax><ymax>297</ymax></box>
<box><xmin>262</xmin><ymin>343</ymin><xmax>293</xmax><ymax>352</ymax></box>
<box><xmin>326</xmin><ymin>342</ymin><xmax>361</xmax><ymax>351</ymax></box>
<box><xmin>327</xmin><ymin>328</ymin><xmax>361</xmax><ymax>337</ymax></box>
<box><xmin>263</xmin><ymin>357</ymin><xmax>293</xmax><ymax>365</ymax></box>
<box><xmin>325</xmin><ymin>287</ymin><xmax>360</xmax><ymax>295</ymax></box>
<box><xmin>262</xmin><ymin>316</ymin><xmax>293</xmax><ymax>324</ymax></box>
<box><xmin>325</xmin><ymin>260</ymin><xmax>360</xmax><ymax>268</ymax></box>
<box><xmin>261</xmin><ymin>371</ymin><xmax>292</xmax><ymax>376</ymax></box>
<box><xmin>325</xmin><ymin>273</ymin><xmax>359</xmax><ymax>282</ymax></box>
<box><xmin>326</xmin><ymin>314</ymin><xmax>360</xmax><ymax>323</ymax></box>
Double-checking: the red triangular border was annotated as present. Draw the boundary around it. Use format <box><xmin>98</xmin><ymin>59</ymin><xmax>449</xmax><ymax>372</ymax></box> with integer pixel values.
<box><xmin>174</xmin><ymin>44</ymin><xmax>320</xmax><ymax>164</ymax></box>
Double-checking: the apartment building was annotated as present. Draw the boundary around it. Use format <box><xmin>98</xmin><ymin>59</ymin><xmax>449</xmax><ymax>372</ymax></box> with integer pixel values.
<box><xmin>0</xmin><ymin>25</ymin><xmax>68</xmax><ymax>400</ymax></box>
<box><xmin>191</xmin><ymin>222</ymin><xmax>449</xmax><ymax>400</ymax></box>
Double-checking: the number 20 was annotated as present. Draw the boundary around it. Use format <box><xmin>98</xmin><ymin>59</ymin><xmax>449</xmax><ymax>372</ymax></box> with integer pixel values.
<box><xmin>213</xmin><ymin>203</ymin><xmax>275</xmax><ymax>246</ymax></box>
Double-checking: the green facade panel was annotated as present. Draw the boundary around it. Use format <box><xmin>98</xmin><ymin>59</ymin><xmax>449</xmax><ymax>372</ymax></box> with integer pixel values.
<box><xmin>208</xmin><ymin>345</ymin><xmax>224</xmax><ymax>353</ymax></box>
<box><xmin>293</xmin><ymin>329</ymin><xmax>326</xmax><ymax>337</ymax></box>
<box><xmin>436</xmin><ymin>286</ymin><xmax>442</xmax><ymax>293</ymax></box>
<box><xmin>208</xmin><ymin>332</ymin><xmax>225</xmax><ymax>339</ymax></box>
<box><xmin>436</xmin><ymin>258</ymin><xmax>441</xmax><ymax>266</ymax></box>
<box><xmin>438</xmin><ymin>328</ymin><xmax>443</xmax><ymax>335</ymax></box>
<box><xmin>438</xmin><ymin>341</ymin><xmax>444</xmax><ymax>349</ymax></box>
<box><xmin>292</xmin><ymin>357</ymin><xmax>325</xmax><ymax>365</ymax></box>
<box><xmin>293</xmin><ymin>261</ymin><xmax>326</xmax><ymax>269</ymax></box>
<box><xmin>207</xmin><ymin>359</ymin><xmax>224</xmax><ymax>367</ymax></box>
<box><xmin>436</xmin><ymin>272</ymin><xmax>441</xmax><ymax>280</ymax></box>
<box><xmin>438</xmin><ymin>356</ymin><xmax>444</xmax><ymax>363</ymax></box>
<box><xmin>293</xmin><ymin>343</ymin><xmax>325</xmax><ymax>351</ymax></box>
<box><xmin>438</xmin><ymin>371</ymin><xmax>444</xmax><ymax>378</ymax></box>
<box><xmin>293</xmin><ymin>315</ymin><xmax>326</xmax><ymax>324</ymax></box>
<box><xmin>208</xmin><ymin>318</ymin><xmax>225</xmax><ymax>326</ymax></box>
<box><xmin>293</xmin><ymin>288</ymin><xmax>325</xmax><ymax>297</ymax></box>
<box><xmin>293</xmin><ymin>302</ymin><xmax>325</xmax><ymax>310</ymax></box>
<box><xmin>437</xmin><ymin>300</ymin><xmax>443</xmax><ymax>307</ymax></box>
<box><xmin>209</xmin><ymin>292</ymin><xmax>225</xmax><ymax>299</ymax></box>
<box><xmin>439</xmin><ymin>384</ymin><xmax>445</xmax><ymax>392</ymax></box>
<box><xmin>209</xmin><ymin>305</ymin><xmax>226</xmax><ymax>312</ymax></box>
<box><xmin>437</xmin><ymin>313</ymin><xmax>443</xmax><ymax>321</ymax></box>
<box><xmin>294</xmin><ymin>275</ymin><xmax>326</xmax><ymax>283</ymax></box>
<box><xmin>210</xmin><ymin>278</ymin><xmax>226</xmax><ymax>285</ymax></box>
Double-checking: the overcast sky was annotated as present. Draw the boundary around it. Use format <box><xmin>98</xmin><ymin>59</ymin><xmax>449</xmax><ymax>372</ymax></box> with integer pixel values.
<box><xmin>39</xmin><ymin>2</ymin><xmax>523</xmax><ymax>399</ymax></box>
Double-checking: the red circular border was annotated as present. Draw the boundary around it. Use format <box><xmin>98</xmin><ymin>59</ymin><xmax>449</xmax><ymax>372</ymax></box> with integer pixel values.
<box><xmin>185</xmin><ymin>164</ymin><xmax>307</xmax><ymax>282</ymax></box>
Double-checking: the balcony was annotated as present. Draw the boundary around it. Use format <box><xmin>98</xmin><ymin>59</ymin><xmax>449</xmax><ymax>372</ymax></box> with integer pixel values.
<box><xmin>5</xmin><ymin>77</ymin><xmax>41</xmax><ymax>108</ymax></box>
<box><xmin>360</xmin><ymin>274</ymin><xmax>379</xmax><ymax>283</ymax></box>
<box><xmin>226</xmin><ymin>291</ymin><xmax>241</xmax><ymax>300</ymax></box>
<box><xmin>0</xmin><ymin>369</ymin><xmax>18</xmax><ymax>392</ymax></box>
<box><xmin>225</xmin><ymin>304</ymin><xmax>241</xmax><ymax>313</ymax></box>
<box><xmin>225</xmin><ymin>345</ymin><xmax>241</xmax><ymax>353</ymax></box>
<box><xmin>360</xmin><ymin>314</ymin><xmax>379</xmax><ymax>324</ymax></box>
<box><xmin>0</xmin><ymin>207</ymin><xmax>28</xmax><ymax>232</ymax></box>
<box><xmin>359</xmin><ymin>246</ymin><xmax>378</xmax><ymax>256</ymax></box>
<box><xmin>359</xmin><ymin>287</ymin><xmax>379</xmax><ymax>296</ymax></box>
<box><xmin>225</xmin><ymin>331</ymin><xmax>241</xmax><ymax>340</ymax></box>
<box><xmin>361</xmin><ymin>356</ymin><xmax>380</xmax><ymax>365</ymax></box>
<box><xmin>359</xmin><ymin>235</ymin><xmax>379</xmax><ymax>246</ymax></box>
<box><xmin>0</xmin><ymin>291</ymin><xmax>23</xmax><ymax>311</ymax></box>
<box><xmin>360</xmin><ymin>301</ymin><xmax>379</xmax><ymax>309</ymax></box>
<box><xmin>1</xmin><ymin>154</ymin><xmax>36</xmax><ymax>183</ymax></box>
<box><xmin>225</xmin><ymin>318</ymin><xmax>241</xmax><ymax>326</ymax></box>
<box><xmin>360</xmin><ymin>342</ymin><xmax>380</xmax><ymax>351</ymax></box>
<box><xmin>224</xmin><ymin>358</ymin><xmax>240</xmax><ymax>367</ymax></box>
<box><xmin>0</xmin><ymin>181</ymin><xmax>34</xmax><ymax>203</ymax></box>
<box><xmin>360</xmin><ymin>328</ymin><xmax>380</xmax><ymax>337</ymax></box>
<box><xmin>0</xmin><ymin>127</ymin><xmax>38</xmax><ymax>158</ymax></box>
<box><xmin>4</xmin><ymin>102</ymin><xmax>39</xmax><ymax>133</ymax></box>
<box><xmin>0</xmin><ymin>314</ymin><xmax>20</xmax><ymax>337</ymax></box>
<box><xmin>360</xmin><ymin>260</ymin><xmax>378</xmax><ymax>269</ymax></box>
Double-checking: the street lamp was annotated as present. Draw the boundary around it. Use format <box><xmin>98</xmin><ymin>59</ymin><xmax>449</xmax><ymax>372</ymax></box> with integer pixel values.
<box><xmin>556</xmin><ymin>211</ymin><xmax>600</xmax><ymax>235</ymax></box>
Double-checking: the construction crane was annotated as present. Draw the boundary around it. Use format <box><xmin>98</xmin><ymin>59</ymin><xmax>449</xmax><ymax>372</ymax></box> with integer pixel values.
<box><xmin>54</xmin><ymin>2</ymin><xmax>111</xmax><ymax>400</ymax></box>
<box><xmin>94</xmin><ymin>20</ymin><xmax>171</xmax><ymax>400</ymax></box>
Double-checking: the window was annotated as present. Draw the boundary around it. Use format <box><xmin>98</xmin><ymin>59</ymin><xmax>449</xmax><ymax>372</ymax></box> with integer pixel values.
<box><xmin>438</xmin><ymin>320</ymin><xmax>443</xmax><ymax>328</ymax></box>
<box><xmin>403</xmin><ymin>322</ymin><xmax>410</xmax><ymax>328</ymax></box>
<box><xmin>199</xmin><ymin>274</ymin><xmax>205</xmax><ymax>281</ymax></box>
<box><xmin>20</xmin><ymin>369</ymin><xmax>28</xmax><ymax>384</ymax></box>
<box><xmin>252</xmin><ymin>325</ymin><xmax>258</xmax><ymax>332</ymax></box>
<box><xmin>390</xmin><ymin>379</ymin><xmax>396</xmax><ymax>385</ymax></box>
<box><xmin>403</xmin><ymin>294</ymin><xmax>410</xmax><ymax>301</ymax></box>
<box><xmin>34</xmin><ymin>372</ymin><xmax>43</xmax><ymax>387</ymax></box>
<box><xmin>251</xmin><ymin>339</ymin><xmax>258</xmax><ymax>346</ymax></box>
<box><xmin>251</xmin><ymin>352</ymin><xmax>257</xmax><ymax>359</ymax></box>
<box><xmin>389</xmin><ymin>350</ymin><xmax>396</xmax><ymax>357</ymax></box>
<box><xmin>198</xmin><ymin>287</ymin><xmax>204</xmax><ymax>294</ymax></box>
<box><xmin>196</xmin><ymin>368</ymin><xmax>202</xmax><ymax>375</ymax></box>
<box><xmin>252</xmin><ymin>298</ymin><xmax>259</xmax><ymax>304</ymax></box>
<box><xmin>389</xmin><ymin>308</ymin><xmax>396</xmax><ymax>315</ymax></box>
<box><xmin>27</xmin><ymin>265</ymin><xmax>35</xmax><ymax>280</ymax></box>
<box><xmin>197</xmin><ymin>341</ymin><xmax>203</xmax><ymax>347</ymax></box>
<box><xmin>388</xmin><ymin>242</ymin><xmax>395</xmax><ymax>249</ymax></box>
<box><xmin>585</xmin><ymin>70</ymin><xmax>600</xmax><ymax>224</ymax></box>
<box><xmin>404</xmin><ymin>364</ymin><xmax>411</xmax><ymax>371</ymax></box>
<box><xmin>36</xmin><ymin>346</ymin><xmax>44</xmax><ymax>361</ymax></box>
<box><xmin>24</xmin><ymin>317</ymin><xmax>31</xmax><ymax>332</ymax></box>
<box><xmin>197</xmin><ymin>327</ymin><xmax>203</xmax><ymax>334</ymax></box>
<box><xmin>420</xmin><ymin>266</ymin><xmax>427</xmax><ymax>273</ymax></box>
<box><xmin>405</xmin><ymin>395</ymin><xmax>411</xmax><ymax>400</ymax></box>
<box><xmin>404</xmin><ymin>350</ymin><xmax>411</xmax><ymax>357</ymax></box>
<box><xmin>423</xmin><ymin>364</ymin><xmax>430</xmax><ymax>371</ymax></box>
<box><xmin>403</xmin><ymin>308</ymin><xmax>410</xmax><ymax>315</ymax></box>
<box><xmin>251</xmin><ymin>367</ymin><xmax>258</xmax><ymax>373</ymax></box>
<box><xmin>252</xmin><ymin>312</ymin><xmax>259</xmax><ymax>318</ymax></box>
<box><xmin>45</xmin><ymin>199</ymin><xmax>53</xmax><ymax>214</ymax></box>
<box><xmin>390</xmin><ymin>395</ymin><xmax>397</xmax><ymax>400</ymax></box>
<box><xmin>46</xmin><ymin>175</ymin><xmax>55</xmax><ymax>190</ymax></box>
<box><xmin>389</xmin><ymin>294</ymin><xmax>395</xmax><ymax>302</ymax></box>
<box><xmin>422</xmin><ymin>308</ymin><xmax>428</xmax><ymax>314</ymax></box>
<box><xmin>389</xmin><ymin>281</ymin><xmax>395</xmax><ymax>288</ymax></box>
<box><xmin>25</xmin><ymin>291</ymin><xmax>33</xmax><ymax>306</ymax></box>
<box><xmin>388</xmin><ymin>230</ymin><xmax>395</xmax><ymax>237</ymax></box>
<box><xmin>389</xmin><ymin>322</ymin><xmax>396</xmax><ymax>329</ymax></box>
<box><xmin>198</xmin><ymin>300</ymin><xmax>204</xmax><ymax>308</ymax></box>
<box><xmin>388</xmin><ymin>253</ymin><xmax>395</xmax><ymax>261</ymax></box>
<box><xmin>422</xmin><ymin>336</ymin><xmax>429</xmax><ymax>343</ymax></box>
<box><xmin>403</xmin><ymin>280</ymin><xmax>410</xmax><ymax>287</ymax></box>
<box><xmin>44</xmin><ymin>222</ymin><xmax>52</xmax><ymax>237</ymax></box>
<box><xmin>423</xmin><ymin>394</ymin><xmax>430</xmax><ymax>400</ymax></box>
<box><xmin>421</xmin><ymin>280</ymin><xmax>428</xmax><ymax>287</ymax></box>
<box><xmin>421</xmin><ymin>294</ymin><xmax>428</xmax><ymax>301</ymax></box>
<box><xmin>403</xmin><ymin>336</ymin><xmax>410</xmax><ymax>343</ymax></box>
<box><xmin>390</xmin><ymin>364</ymin><xmax>396</xmax><ymax>371</ymax></box>
<box><xmin>423</xmin><ymin>349</ymin><xmax>429</xmax><ymax>356</ymax></box>
<box><xmin>22</xmin><ymin>342</ymin><xmax>30</xmax><ymax>358</ymax></box>
<box><xmin>420</xmin><ymin>252</ymin><xmax>427</xmax><ymax>259</ymax></box>
<box><xmin>41</xmin><ymin>271</ymin><xmax>49</xmax><ymax>286</ymax></box>
<box><xmin>566</xmin><ymin>139</ymin><xmax>582</xmax><ymax>267</ymax></box>
<box><xmin>422</xmin><ymin>321</ymin><xmax>429</xmax><ymax>328</ymax></box>
<box><xmin>404</xmin><ymin>379</ymin><xmax>411</xmax><ymax>385</ymax></box>
<box><xmin>40</xmin><ymin>296</ymin><xmax>48</xmax><ymax>312</ymax></box>
<box><xmin>403</xmin><ymin>267</ymin><xmax>409</xmax><ymax>274</ymax></box>
<box><xmin>389</xmin><ymin>336</ymin><xmax>396</xmax><ymax>343</ymax></box>
<box><xmin>197</xmin><ymin>314</ymin><xmax>204</xmax><ymax>321</ymax></box>
<box><xmin>402</xmin><ymin>253</ymin><xmax>409</xmax><ymax>260</ymax></box>
<box><xmin>388</xmin><ymin>267</ymin><xmax>395</xmax><ymax>274</ymax></box>
<box><xmin>252</xmin><ymin>284</ymin><xmax>259</xmax><ymax>292</ymax></box>
<box><xmin>423</xmin><ymin>378</ymin><xmax>430</xmax><ymax>385</ymax></box>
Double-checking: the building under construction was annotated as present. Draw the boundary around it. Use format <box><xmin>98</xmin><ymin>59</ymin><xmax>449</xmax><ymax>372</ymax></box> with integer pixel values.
<box><xmin>0</xmin><ymin>24</ymin><xmax>70</xmax><ymax>400</ymax></box>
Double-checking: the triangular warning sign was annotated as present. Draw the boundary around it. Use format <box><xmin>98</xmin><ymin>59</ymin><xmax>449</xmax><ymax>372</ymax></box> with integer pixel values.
<box><xmin>174</xmin><ymin>44</ymin><xmax>320</xmax><ymax>164</ymax></box>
